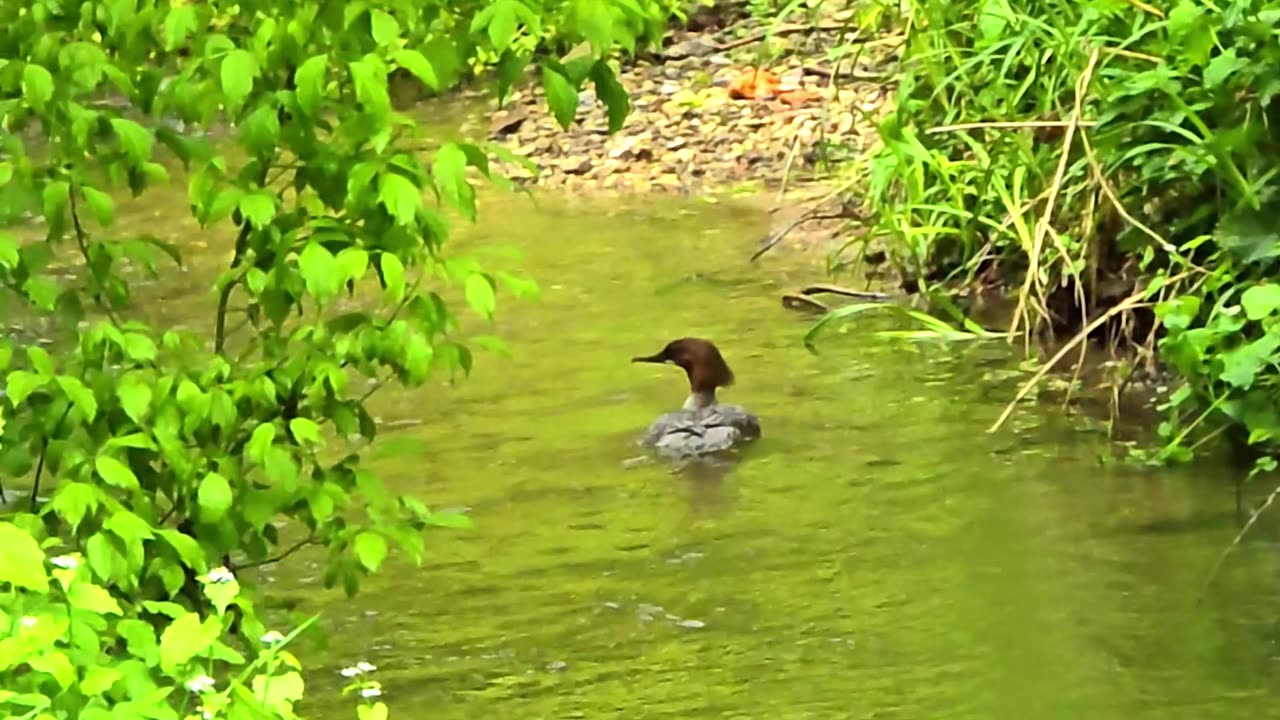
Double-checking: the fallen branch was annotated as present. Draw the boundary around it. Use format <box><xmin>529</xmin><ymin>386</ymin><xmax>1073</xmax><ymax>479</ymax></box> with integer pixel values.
<box><xmin>716</xmin><ymin>21</ymin><xmax>853</xmax><ymax>52</ymax></box>
<box><xmin>749</xmin><ymin>177</ymin><xmax>859</xmax><ymax>262</ymax></box>
<box><xmin>925</xmin><ymin>119</ymin><xmax>1099</xmax><ymax>134</ymax></box>
<box><xmin>1201</xmin><ymin>473</ymin><xmax>1280</xmax><ymax>602</ymax></box>
<box><xmin>988</xmin><ymin>272</ymin><xmax>1187</xmax><ymax>434</ymax></box>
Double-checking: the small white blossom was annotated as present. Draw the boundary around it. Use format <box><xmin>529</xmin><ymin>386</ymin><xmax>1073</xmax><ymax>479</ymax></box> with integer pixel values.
<box><xmin>206</xmin><ymin>567</ymin><xmax>234</xmax><ymax>584</ymax></box>
<box><xmin>185</xmin><ymin>675</ymin><xmax>216</xmax><ymax>694</ymax></box>
<box><xmin>340</xmin><ymin>660</ymin><xmax>378</xmax><ymax>678</ymax></box>
<box><xmin>50</xmin><ymin>554</ymin><xmax>79</xmax><ymax>570</ymax></box>
<box><xmin>259</xmin><ymin>630</ymin><xmax>285</xmax><ymax>646</ymax></box>
<box><xmin>19</xmin><ymin>616</ymin><xmax>37</xmax><ymax>629</ymax></box>
<box><xmin>196</xmin><ymin>706</ymin><xmax>214</xmax><ymax>720</ymax></box>
<box><xmin>360</xmin><ymin>686</ymin><xmax>382</xmax><ymax>699</ymax></box>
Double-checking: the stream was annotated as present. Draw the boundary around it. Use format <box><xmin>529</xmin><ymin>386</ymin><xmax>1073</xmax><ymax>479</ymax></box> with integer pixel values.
<box><xmin>14</xmin><ymin>122</ymin><xmax>1280</xmax><ymax>718</ymax></box>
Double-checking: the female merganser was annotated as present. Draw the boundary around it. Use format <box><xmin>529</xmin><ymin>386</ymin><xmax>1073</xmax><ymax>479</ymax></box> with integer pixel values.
<box><xmin>631</xmin><ymin>338</ymin><xmax>761</xmax><ymax>458</ymax></box>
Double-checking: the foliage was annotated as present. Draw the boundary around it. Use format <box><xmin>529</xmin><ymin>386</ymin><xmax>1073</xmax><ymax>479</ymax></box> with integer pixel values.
<box><xmin>0</xmin><ymin>0</ymin><xmax>672</xmax><ymax>715</ymax></box>
<box><xmin>826</xmin><ymin>0</ymin><xmax>1280</xmax><ymax>464</ymax></box>
<box><xmin>0</xmin><ymin>529</ymin><xmax>381</xmax><ymax>720</ymax></box>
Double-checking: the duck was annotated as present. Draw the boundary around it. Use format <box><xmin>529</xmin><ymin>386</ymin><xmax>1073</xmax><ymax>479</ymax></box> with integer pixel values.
<box><xmin>631</xmin><ymin>338</ymin><xmax>761</xmax><ymax>458</ymax></box>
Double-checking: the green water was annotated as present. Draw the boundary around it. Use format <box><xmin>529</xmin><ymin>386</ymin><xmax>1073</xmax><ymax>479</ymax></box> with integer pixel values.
<box><xmin>20</xmin><ymin>156</ymin><xmax>1280</xmax><ymax>717</ymax></box>
<box><xmin>239</xmin><ymin>193</ymin><xmax>1280</xmax><ymax>719</ymax></box>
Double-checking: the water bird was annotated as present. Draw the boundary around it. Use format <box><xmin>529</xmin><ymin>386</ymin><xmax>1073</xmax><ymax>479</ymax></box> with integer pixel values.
<box><xmin>631</xmin><ymin>338</ymin><xmax>761</xmax><ymax>458</ymax></box>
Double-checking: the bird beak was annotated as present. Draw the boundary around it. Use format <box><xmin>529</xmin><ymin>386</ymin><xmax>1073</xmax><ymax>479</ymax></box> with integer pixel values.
<box><xmin>631</xmin><ymin>351</ymin><xmax>667</xmax><ymax>364</ymax></box>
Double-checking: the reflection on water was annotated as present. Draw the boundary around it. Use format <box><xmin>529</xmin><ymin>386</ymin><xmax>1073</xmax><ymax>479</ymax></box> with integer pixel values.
<box><xmin>11</xmin><ymin>146</ymin><xmax>1280</xmax><ymax>717</ymax></box>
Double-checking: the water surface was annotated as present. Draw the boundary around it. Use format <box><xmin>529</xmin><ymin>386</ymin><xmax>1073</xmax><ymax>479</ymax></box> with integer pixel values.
<box><xmin>254</xmin><ymin>193</ymin><xmax>1280</xmax><ymax>719</ymax></box>
<box><xmin>15</xmin><ymin>143</ymin><xmax>1280</xmax><ymax>718</ymax></box>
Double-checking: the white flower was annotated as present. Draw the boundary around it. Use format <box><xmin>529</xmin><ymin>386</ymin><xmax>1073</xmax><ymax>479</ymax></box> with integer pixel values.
<box><xmin>259</xmin><ymin>630</ymin><xmax>285</xmax><ymax>646</ymax></box>
<box><xmin>340</xmin><ymin>660</ymin><xmax>378</xmax><ymax>678</ymax></box>
<box><xmin>50</xmin><ymin>554</ymin><xmax>78</xmax><ymax>570</ymax></box>
<box><xmin>206</xmin><ymin>567</ymin><xmax>234</xmax><ymax>584</ymax></box>
<box><xmin>19</xmin><ymin>616</ymin><xmax>37</xmax><ymax>629</ymax></box>
<box><xmin>360</xmin><ymin>686</ymin><xmax>383</xmax><ymax>699</ymax></box>
<box><xmin>185</xmin><ymin>675</ymin><xmax>216</xmax><ymax>693</ymax></box>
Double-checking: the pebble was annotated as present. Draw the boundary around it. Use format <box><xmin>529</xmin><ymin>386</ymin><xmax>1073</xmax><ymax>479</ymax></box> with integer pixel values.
<box><xmin>466</xmin><ymin>16</ymin><xmax>888</xmax><ymax>196</ymax></box>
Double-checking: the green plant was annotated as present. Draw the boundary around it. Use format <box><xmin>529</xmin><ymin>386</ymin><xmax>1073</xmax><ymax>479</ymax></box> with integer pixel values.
<box><xmin>0</xmin><ymin>0</ymin><xmax>672</xmax><ymax>714</ymax></box>
<box><xmin>0</xmin><ymin>518</ymin><xmax>387</xmax><ymax>719</ymax></box>
<box><xmin>822</xmin><ymin>0</ymin><xmax>1280</xmax><ymax>465</ymax></box>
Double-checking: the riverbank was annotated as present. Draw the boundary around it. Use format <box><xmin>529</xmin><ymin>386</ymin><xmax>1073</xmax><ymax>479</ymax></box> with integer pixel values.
<box><xmin>456</xmin><ymin>6</ymin><xmax>899</xmax><ymax>258</ymax></box>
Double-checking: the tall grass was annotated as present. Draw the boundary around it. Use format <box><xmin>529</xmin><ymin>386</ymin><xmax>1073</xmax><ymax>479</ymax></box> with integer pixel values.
<box><xmin>826</xmin><ymin>0</ymin><xmax>1280</xmax><ymax>465</ymax></box>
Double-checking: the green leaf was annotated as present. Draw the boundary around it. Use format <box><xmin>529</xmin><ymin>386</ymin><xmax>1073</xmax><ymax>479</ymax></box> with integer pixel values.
<box><xmin>116</xmin><ymin>619</ymin><xmax>158</xmax><ymax>660</ymax></box>
<box><xmin>1204</xmin><ymin>49</ymin><xmax>1247</xmax><ymax>90</ymax></box>
<box><xmin>590</xmin><ymin>60</ymin><xmax>630</xmax><ymax>133</ymax></box>
<box><xmin>197</xmin><ymin>472</ymin><xmax>233</xmax><ymax>522</ymax></box>
<box><xmin>1167</xmin><ymin>0</ymin><xmax>1202</xmax><ymax>37</ymax></box>
<box><xmin>1220</xmin><ymin>333</ymin><xmax>1280</xmax><ymax>389</ymax></box>
<box><xmin>239</xmin><ymin>192</ymin><xmax>275</xmax><ymax>228</ymax></box>
<box><xmin>56</xmin><ymin>376</ymin><xmax>99</xmax><ymax>422</ymax></box>
<box><xmin>7</xmin><ymin>370</ymin><xmax>49</xmax><ymax>405</ymax></box>
<box><xmin>0</xmin><ymin>522</ymin><xmax>49</xmax><ymax>591</ymax></box>
<box><xmin>427</xmin><ymin>509</ymin><xmax>474</xmax><ymax>529</ymax></box>
<box><xmin>433</xmin><ymin>143</ymin><xmax>475</xmax><ymax>220</ymax></box>
<box><xmin>28</xmin><ymin>652</ymin><xmax>75</xmax><ymax>689</ymax></box>
<box><xmin>158</xmin><ymin>529</ymin><xmax>207</xmax><ymax>571</ymax></box>
<box><xmin>294</xmin><ymin>54</ymin><xmax>328</xmax><ymax>117</ymax></box>
<box><xmin>123</xmin><ymin>332</ymin><xmax>158</xmax><ymax>361</ymax></box>
<box><xmin>51</xmin><ymin>483</ymin><xmax>101</xmax><ymax>532</ymax></box>
<box><xmin>541</xmin><ymin>65</ymin><xmax>579</xmax><ymax>129</ymax></box>
<box><xmin>240</xmin><ymin>104</ymin><xmax>281</xmax><ymax>156</ymax></box>
<box><xmin>486</xmin><ymin>1</ymin><xmax>520</xmax><ymax>51</ymax></box>
<box><xmin>264</xmin><ymin>447</ymin><xmax>299</xmax><ymax>489</ymax></box>
<box><xmin>107</xmin><ymin>432</ymin><xmax>157</xmax><ymax>451</ymax></box>
<box><xmin>27</xmin><ymin>345</ymin><xmax>53</xmax><ymax>376</ymax></box>
<box><xmin>163</xmin><ymin>5</ymin><xmax>198</xmax><ymax>50</ymax></box>
<box><xmin>220</xmin><ymin>49</ymin><xmax>259</xmax><ymax>110</ymax></box>
<box><xmin>23</xmin><ymin>276</ymin><xmax>60</xmax><ymax>311</ymax></box>
<box><xmin>349</xmin><ymin>57</ymin><xmax>390</xmax><ymax>117</ymax></box>
<box><xmin>379</xmin><ymin>254</ymin><xmax>406</xmax><ymax>303</ymax></box>
<box><xmin>22</xmin><ymin>63</ymin><xmax>54</xmax><ymax>108</ymax></box>
<box><xmin>377</xmin><ymin>172</ymin><xmax>420</xmax><ymax>225</ymax></box>
<box><xmin>1242</xmin><ymin>284</ymin><xmax>1280</xmax><ymax>321</ymax></box>
<box><xmin>0</xmin><ymin>233</ymin><xmax>19</xmax><ymax>269</ymax></box>
<box><xmin>572</xmin><ymin>0</ymin><xmax>614</xmax><ymax>55</ymax></box>
<box><xmin>159</xmin><ymin>612</ymin><xmax>214</xmax><ymax>674</ymax></box>
<box><xmin>496</xmin><ymin>50</ymin><xmax>530</xmax><ymax>105</ymax></box>
<box><xmin>41</xmin><ymin>180</ymin><xmax>69</xmax><ymax>225</ymax></box>
<box><xmin>246</xmin><ymin>423</ymin><xmax>276</xmax><ymax>464</ymax></box>
<box><xmin>353</xmin><ymin>531</ymin><xmax>387</xmax><ymax>572</ymax></box>
<box><xmin>337</xmin><ymin>248</ymin><xmax>369</xmax><ymax>284</ymax></box>
<box><xmin>0</xmin><ymin>160</ymin><xmax>11</xmax><ymax>186</ymax></box>
<box><xmin>394</xmin><ymin>49</ymin><xmax>439</xmax><ymax>90</ymax></box>
<box><xmin>119</xmin><ymin>377</ymin><xmax>152</xmax><ymax>424</ymax></box>
<box><xmin>67</xmin><ymin>582</ymin><xmax>124</xmax><ymax>615</ymax></box>
<box><xmin>80</xmin><ymin>185</ymin><xmax>116</xmax><ymax>227</ymax></box>
<box><xmin>370</xmin><ymin>10</ymin><xmax>401</xmax><ymax>46</ymax></box>
<box><xmin>299</xmin><ymin>241</ymin><xmax>339</xmax><ymax>301</ymax></box>
<box><xmin>288</xmin><ymin>417</ymin><xmax>322</xmax><ymax>445</ymax></box>
<box><xmin>81</xmin><ymin>666</ymin><xmax>123</xmax><ymax>696</ymax></box>
<box><xmin>108</xmin><ymin>118</ymin><xmax>154</xmax><ymax>166</ymax></box>
<box><xmin>465</xmin><ymin>273</ymin><xmax>496</xmax><ymax>319</ymax></box>
<box><xmin>95</xmin><ymin>455</ymin><xmax>140</xmax><ymax>489</ymax></box>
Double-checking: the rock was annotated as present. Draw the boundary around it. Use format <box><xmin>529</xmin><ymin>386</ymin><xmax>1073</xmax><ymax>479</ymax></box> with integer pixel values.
<box><xmin>489</xmin><ymin>106</ymin><xmax>528</xmax><ymax>137</ymax></box>
<box><xmin>560</xmin><ymin>157</ymin><xmax>592</xmax><ymax>175</ymax></box>
<box><xmin>484</xmin><ymin>11</ymin><xmax>890</xmax><ymax>196</ymax></box>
